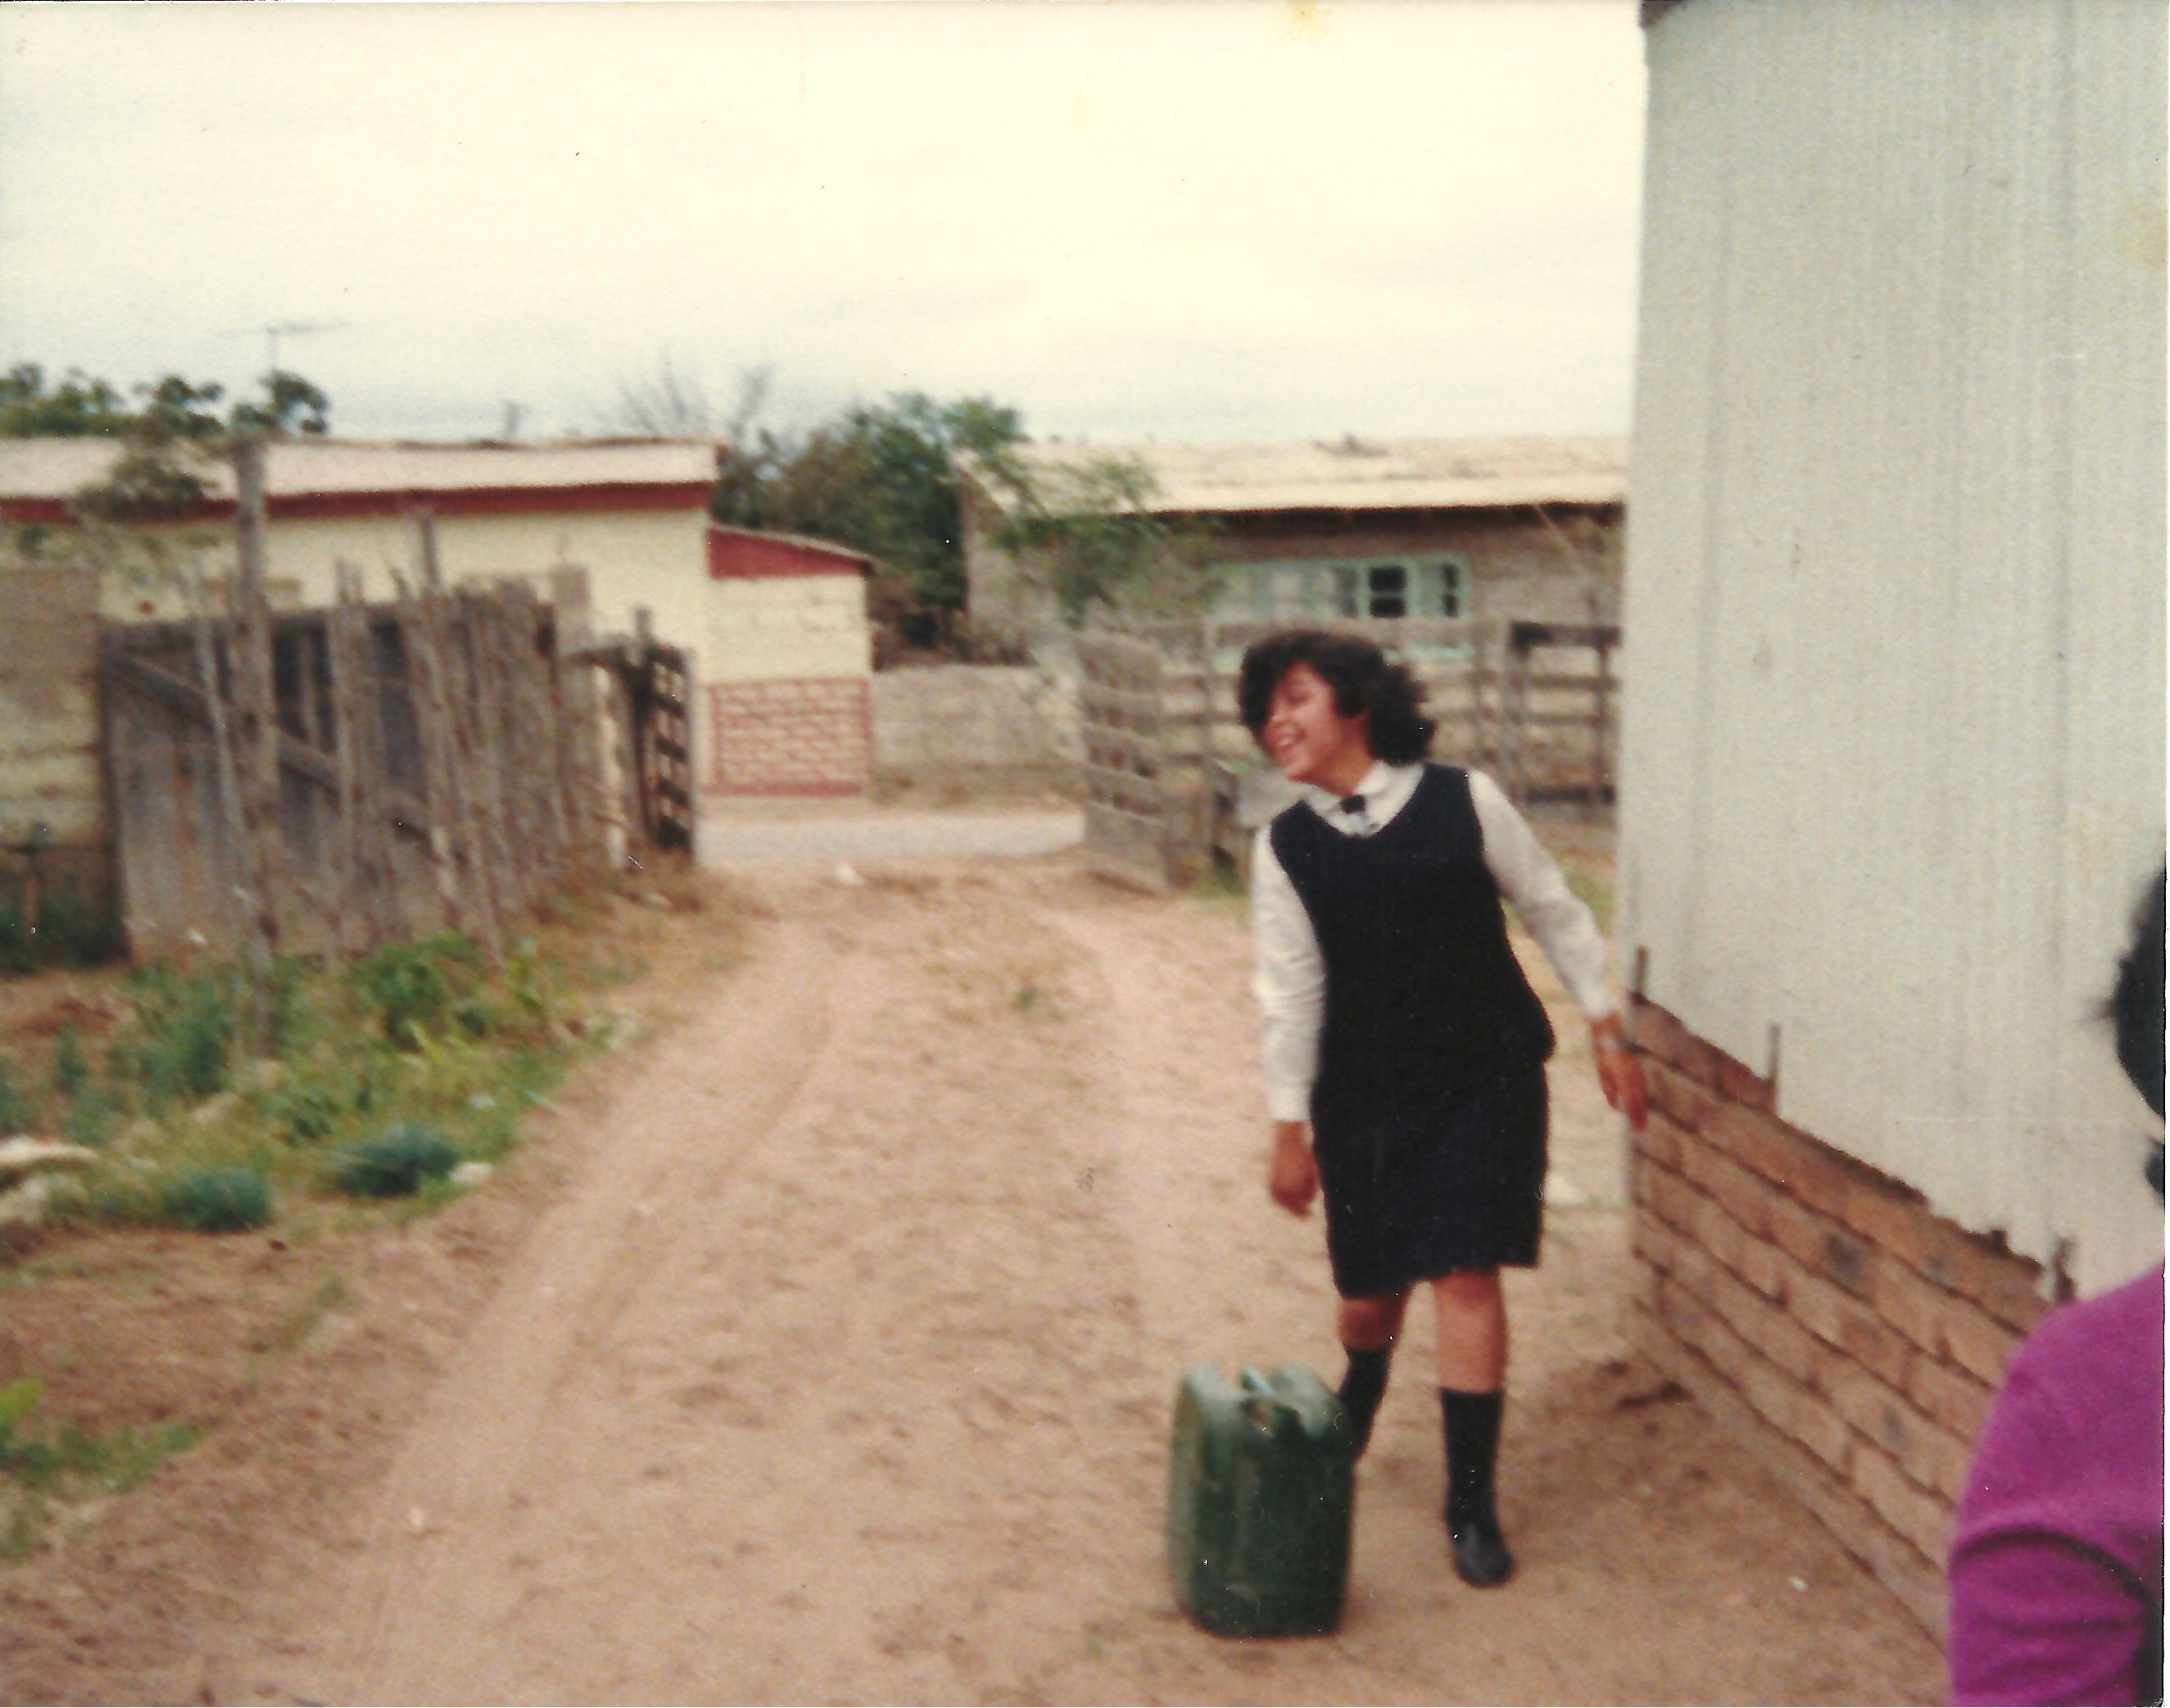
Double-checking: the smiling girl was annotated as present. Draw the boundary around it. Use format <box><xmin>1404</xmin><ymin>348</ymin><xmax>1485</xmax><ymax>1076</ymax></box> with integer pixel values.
<box><xmin>1238</xmin><ymin>628</ymin><xmax>1646</xmax><ymax>1588</ymax></box>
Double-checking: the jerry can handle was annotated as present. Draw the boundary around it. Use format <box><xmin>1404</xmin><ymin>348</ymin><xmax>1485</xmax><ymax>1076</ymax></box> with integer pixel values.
<box><xmin>1236</xmin><ymin>1366</ymin><xmax>1297</xmax><ymax>1436</ymax></box>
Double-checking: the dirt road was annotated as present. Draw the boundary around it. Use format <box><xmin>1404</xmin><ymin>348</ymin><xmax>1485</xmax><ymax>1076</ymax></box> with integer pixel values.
<box><xmin>3</xmin><ymin>858</ymin><xmax>1942</xmax><ymax>1704</ymax></box>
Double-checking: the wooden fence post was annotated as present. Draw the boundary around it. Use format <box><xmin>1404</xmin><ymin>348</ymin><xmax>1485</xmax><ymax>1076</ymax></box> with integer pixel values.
<box><xmin>228</xmin><ymin>438</ymin><xmax>286</xmax><ymax>1048</ymax></box>
<box><xmin>548</xmin><ymin>566</ymin><xmax>608</xmax><ymax>872</ymax></box>
<box><xmin>1592</xmin><ymin>632</ymin><xmax>1613</xmax><ymax>818</ymax></box>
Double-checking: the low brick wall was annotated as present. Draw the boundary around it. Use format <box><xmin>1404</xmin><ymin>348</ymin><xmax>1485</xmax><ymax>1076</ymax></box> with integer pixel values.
<box><xmin>1626</xmin><ymin>995</ymin><xmax>2056</xmax><ymax>1638</ymax></box>
<box><xmin>705</xmin><ymin>677</ymin><xmax>871</xmax><ymax>797</ymax></box>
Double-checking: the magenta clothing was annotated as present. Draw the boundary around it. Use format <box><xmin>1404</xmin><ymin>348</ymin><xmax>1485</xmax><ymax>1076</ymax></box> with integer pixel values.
<box><xmin>1949</xmin><ymin>1265</ymin><xmax>2165</xmax><ymax>1706</ymax></box>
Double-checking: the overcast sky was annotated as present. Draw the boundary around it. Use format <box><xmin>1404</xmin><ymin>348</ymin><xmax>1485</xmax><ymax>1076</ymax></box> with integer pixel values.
<box><xmin>0</xmin><ymin>2</ymin><xmax>1647</xmax><ymax>447</ymax></box>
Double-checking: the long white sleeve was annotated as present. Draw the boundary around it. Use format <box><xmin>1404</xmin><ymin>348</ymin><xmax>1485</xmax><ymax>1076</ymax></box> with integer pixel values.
<box><xmin>1466</xmin><ymin>770</ymin><xmax>1617</xmax><ymax>1022</ymax></box>
<box><xmin>1250</xmin><ymin>827</ymin><xmax>1325</xmax><ymax>1122</ymax></box>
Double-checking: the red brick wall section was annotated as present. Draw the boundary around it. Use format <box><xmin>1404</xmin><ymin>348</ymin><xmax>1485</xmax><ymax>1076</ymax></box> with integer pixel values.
<box><xmin>1625</xmin><ymin>996</ymin><xmax>2057</xmax><ymax>1642</ymax></box>
<box><xmin>706</xmin><ymin>678</ymin><xmax>871</xmax><ymax>797</ymax></box>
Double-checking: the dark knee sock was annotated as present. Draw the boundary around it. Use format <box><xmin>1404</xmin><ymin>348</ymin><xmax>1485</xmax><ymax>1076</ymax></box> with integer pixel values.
<box><xmin>1338</xmin><ymin>1345</ymin><xmax>1393</xmax><ymax>1454</ymax></box>
<box><xmin>1439</xmin><ymin>1387</ymin><xmax>1505</xmax><ymax>1529</ymax></box>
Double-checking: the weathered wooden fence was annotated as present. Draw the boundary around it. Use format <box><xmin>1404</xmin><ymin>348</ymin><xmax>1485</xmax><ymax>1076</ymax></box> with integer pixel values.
<box><xmin>101</xmin><ymin>567</ymin><xmax>693</xmax><ymax>960</ymax></box>
<box><xmin>1077</xmin><ymin>616</ymin><xmax>1620</xmax><ymax>891</ymax></box>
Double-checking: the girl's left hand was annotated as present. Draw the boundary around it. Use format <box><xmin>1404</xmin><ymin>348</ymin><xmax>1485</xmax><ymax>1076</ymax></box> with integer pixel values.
<box><xmin>1592</xmin><ymin>1017</ymin><xmax>1648</xmax><ymax>1130</ymax></box>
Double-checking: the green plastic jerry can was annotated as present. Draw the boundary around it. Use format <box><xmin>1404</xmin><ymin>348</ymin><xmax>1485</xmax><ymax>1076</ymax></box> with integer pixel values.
<box><xmin>1167</xmin><ymin>1363</ymin><xmax>1355</xmax><ymax>1637</ymax></box>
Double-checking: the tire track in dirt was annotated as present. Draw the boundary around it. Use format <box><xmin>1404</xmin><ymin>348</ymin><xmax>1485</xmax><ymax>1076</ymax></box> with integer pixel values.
<box><xmin>308</xmin><ymin>918</ymin><xmax>846</xmax><ymax>1701</ymax></box>
<box><xmin>206</xmin><ymin>860</ymin><xmax>1941</xmax><ymax>1706</ymax></box>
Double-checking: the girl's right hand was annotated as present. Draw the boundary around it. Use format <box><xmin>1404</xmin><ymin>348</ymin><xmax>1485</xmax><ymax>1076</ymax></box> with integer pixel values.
<box><xmin>1269</xmin><ymin>1121</ymin><xmax>1319</xmax><ymax>1216</ymax></box>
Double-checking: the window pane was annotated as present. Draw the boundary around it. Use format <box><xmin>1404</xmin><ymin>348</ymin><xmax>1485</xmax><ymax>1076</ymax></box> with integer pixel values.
<box><xmin>1441</xmin><ymin>560</ymin><xmax>1464</xmax><ymax>618</ymax></box>
<box><xmin>1366</xmin><ymin>563</ymin><xmax>1407</xmax><ymax>618</ymax></box>
<box><xmin>1333</xmin><ymin>566</ymin><xmax>1359</xmax><ymax>617</ymax></box>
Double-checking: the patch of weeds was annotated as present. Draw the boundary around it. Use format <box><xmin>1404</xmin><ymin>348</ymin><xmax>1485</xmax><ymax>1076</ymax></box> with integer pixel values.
<box><xmin>329</xmin><ymin>1121</ymin><xmax>460</xmax><ymax>1198</ymax></box>
<box><xmin>265</xmin><ymin>1080</ymin><xmax>344</xmax><ymax>1146</ymax></box>
<box><xmin>160</xmin><ymin>1166</ymin><xmax>274</xmax><ymax>1233</ymax></box>
<box><xmin>0</xmin><ymin>1052</ymin><xmax>38</xmax><ymax>1135</ymax></box>
<box><xmin>0</xmin><ymin>1375</ymin><xmax>205</xmax><ymax>1558</ymax></box>
<box><xmin>124</xmin><ymin>964</ymin><xmax>237</xmax><ymax>1106</ymax></box>
<box><xmin>350</xmin><ymin>932</ymin><xmax>484</xmax><ymax>1049</ymax></box>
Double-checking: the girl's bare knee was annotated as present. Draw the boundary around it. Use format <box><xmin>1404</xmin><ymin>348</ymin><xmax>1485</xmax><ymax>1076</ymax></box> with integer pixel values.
<box><xmin>1339</xmin><ymin>1291</ymin><xmax>1410</xmax><ymax>1348</ymax></box>
<box><xmin>1433</xmin><ymin>1268</ymin><xmax>1502</xmax><ymax>1309</ymax></box>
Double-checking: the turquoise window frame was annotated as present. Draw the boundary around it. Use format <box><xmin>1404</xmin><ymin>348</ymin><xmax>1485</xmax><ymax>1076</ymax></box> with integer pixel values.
<box><xmin>1210</xmin><ymin>553</ymin><xmax>1470</xmax><ymax>623</ymax></box>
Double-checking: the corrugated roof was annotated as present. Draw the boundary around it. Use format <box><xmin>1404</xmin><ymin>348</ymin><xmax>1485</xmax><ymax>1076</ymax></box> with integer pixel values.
<box><xmin>971</xmin><ymin>434</ymin><xmax>1628</xmax><ymax>516</ymax></box>
<box><xmin>0</xmin><ymin>437</ymin><xmax>718</xmax><ymax>503</ymax></box>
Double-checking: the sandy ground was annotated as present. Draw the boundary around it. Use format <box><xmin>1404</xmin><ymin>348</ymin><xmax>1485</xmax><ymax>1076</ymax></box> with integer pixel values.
<box><xmin>0</xmin><ymin>855</ymin><xmax>1943</xmax><ymax>1705</ymax></box>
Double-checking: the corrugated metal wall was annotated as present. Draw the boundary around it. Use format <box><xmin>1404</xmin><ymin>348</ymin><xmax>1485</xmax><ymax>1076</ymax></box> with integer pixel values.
<box><xmin>1620</xmin><ymin>0</ymin><xmax>2166</xmax><ymax>1292</ymax></box>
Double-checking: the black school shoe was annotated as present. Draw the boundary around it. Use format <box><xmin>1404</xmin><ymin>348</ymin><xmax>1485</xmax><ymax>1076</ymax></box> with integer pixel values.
<box><xmin>1447</xmin><ymin>1506</ymin><xmax>1515</xmax><ymax>1588</ymax></box>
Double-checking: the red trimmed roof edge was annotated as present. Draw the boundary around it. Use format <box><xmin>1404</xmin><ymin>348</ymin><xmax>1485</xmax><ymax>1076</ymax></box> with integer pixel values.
<box><xmin>1</xmin><ymin>480</ymin><xmax>714</xmax><ymax>529</ymax></box>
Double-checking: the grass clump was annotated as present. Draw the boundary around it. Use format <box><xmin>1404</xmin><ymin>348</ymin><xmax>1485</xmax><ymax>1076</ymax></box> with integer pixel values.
<box><xmin>122</xmin><ymin>964</ymin><xmax>237</xmax><ymax>1106</ymax></box>
<box><xmin>351</xmin><ymin>932</ymin><xmax>486</xmax><ymax>1049</ymax></box>
<box><xmin>0</xmin><ymin>1375</ymin><xmax>204</xmax><ymax>1561</ymax></box>
<box><xmin>160</xmin><ymin>1166</ymin><xmax>274</xmax><ymax>1233</ymax></box>
<box><xmin>265</xmin><ymin>1080</ymin><xmax>344</xmax><ymax>1146</ymax></box>
<box><xmin>329</xmin><ymin>1122</ymin><xmax>461</xmax><ymax>1198</ymax></box>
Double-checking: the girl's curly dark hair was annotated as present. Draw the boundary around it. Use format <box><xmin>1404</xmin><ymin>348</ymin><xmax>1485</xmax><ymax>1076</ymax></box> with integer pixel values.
<box><xmin>2112</xmin><ymin>867</ymin><xmax>2165</xmax><ymax>1121</ymax></box>
<box><xmin>1236</xmin><ymin>630</ymin><xmax>1436</xmax><ymax>766</ymax></box>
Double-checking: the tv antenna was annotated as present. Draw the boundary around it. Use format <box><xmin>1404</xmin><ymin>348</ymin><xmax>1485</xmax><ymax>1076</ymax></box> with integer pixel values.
<box><xmin>221</xmin><ymin>319</ymin><xmax>350</xmax><ymax>374</ymax></box>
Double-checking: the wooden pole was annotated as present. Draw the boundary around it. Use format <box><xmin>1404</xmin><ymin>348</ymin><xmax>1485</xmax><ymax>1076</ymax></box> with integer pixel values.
<box><xmin>228</xmin><ymin>439</ymin><xmax>284</xmax><ymax>1049</ymax></box>
<box><xmin>460</xmin><ymin>587</ymin><xmax>519</xmax><ymax>935</ymax></box>
<box><xmin>548</xmin><ymin>566</ymin><xmax>606</xmax><ymax>873</ymax></box>
<box><xmin>398</xmin><ymin>517</ymin><xmax>474</xmax><ymax>937</ymax></box>
<box><xmin>1592</xmin><ymin>634</ymin><xmax>1612</xmax><ymax>820</ymax></box>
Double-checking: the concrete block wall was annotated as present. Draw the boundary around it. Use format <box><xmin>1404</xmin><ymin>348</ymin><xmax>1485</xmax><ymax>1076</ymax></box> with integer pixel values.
<box><xmin>0</xmin><ymin>564</ymin><xmax>108</xmax><ymax>906</ymax></box>
<box><xmin>1626</xmin><ymin>995</ymin><xmax>2056</xmax><ymax>1639</ymax></box>
<box><xmin>706</xmin><ymin>574</ymin><xmax>871</xmax><ymax>684</ymax></box>
<box><xmin>706</xmin><ymin>678</ymin><xmax>871</xmax><ymax>797</ymax></box>
<box><xmin>869</xmin><ymin>665</ymin><xmax>1080</xmax><ymax>791</ymax></box>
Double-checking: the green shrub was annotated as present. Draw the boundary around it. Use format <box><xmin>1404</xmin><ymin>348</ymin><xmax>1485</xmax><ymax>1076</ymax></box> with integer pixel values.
<box><xmin>266</xmin><ymin>1080</ymin><xmax>343</xmax><ymax>1146</ymax></box>
<box><xmin>330</xmin><ymin>1122</ymin><xmax>460</xmax><ymax>1198</ymax></box>
<box><xmin>351</xmin><ymin>933</ymin><xmax>483</xmax><ymax>1049</ymax></box>
<box><xmin>160</xmin><ymin>1166</ymin><xmax>274</xmax><ymax>1233</ymax></box>
<box><xmin>125</xmin><ymin>965</ymin><xmax>236</xmax><ymax>1104</ymax></box>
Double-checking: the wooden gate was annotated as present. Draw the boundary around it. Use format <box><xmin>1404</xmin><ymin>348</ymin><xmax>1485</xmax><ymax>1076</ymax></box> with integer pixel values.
<box><xmin>1076</xmin><ymin>632</ymin><xmax>1180</xmax><ymax>891</ymax></box>
<box><xmin>1079</xmin><ymin>616</ymin><xmax>1621</xmax><ymax>890</ymax></box>
<box><xmin>612</xmin><ymin>631</ymin><xmax>695</xmax><ymax>854</ymax></box>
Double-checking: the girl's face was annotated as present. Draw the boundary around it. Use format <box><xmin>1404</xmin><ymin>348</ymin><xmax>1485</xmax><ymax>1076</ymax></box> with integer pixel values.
<box><xmin>1262</xmin><ymin>661</ymin><xmax>1373</xmax><ymax>790</ymax></box>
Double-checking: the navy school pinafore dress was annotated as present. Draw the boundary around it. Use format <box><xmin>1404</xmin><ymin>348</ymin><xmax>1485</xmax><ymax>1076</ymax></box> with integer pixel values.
<box><xmin>1269</xmin><ymin>765</ymin><xmax>1555</xmax><ymax>1300</ymax></box>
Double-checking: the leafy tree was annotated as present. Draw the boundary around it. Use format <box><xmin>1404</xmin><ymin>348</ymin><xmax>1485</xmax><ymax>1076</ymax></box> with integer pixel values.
<box><xmin>972</xmin><ymin>445</ymin><xmax>1223</xmax><ymax>625</ymax></box>
<box><xmin>228</xmin><ymin>371</ymin><xmax>330</xmax><ymax>438</ymax></box>
<box><xmin>0</xmin><ymin>364</ymin><xmax>332</xmax><ymax>450</ymax></box>
<box><xmin>0</xmin><ymin>365</ymin><xmax>334</xmax><ymax>529</ymax></box>
<box><xmin>0</xmin><ymin>365</ymin><xmax>133</xmax><ymax>437</ymax></box>
<box><xmin>712</xmin><ymin>391</ymin><xmax>1025</xmax><ymax>617</ymax></box>
<box><xmin>613</xmin><ymin>362</ymin><xmax>1215</xmax><ymax>639</ymax></box>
